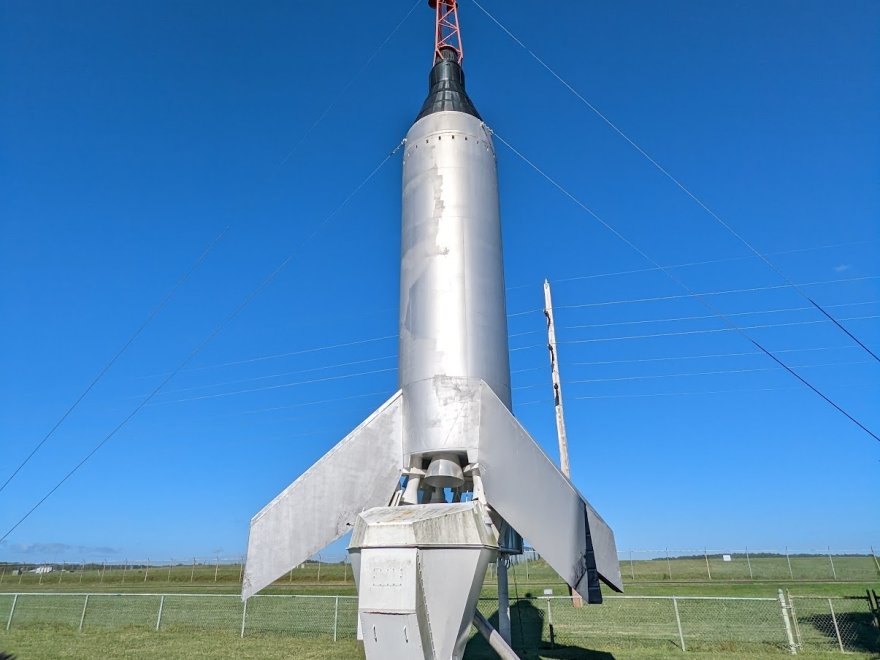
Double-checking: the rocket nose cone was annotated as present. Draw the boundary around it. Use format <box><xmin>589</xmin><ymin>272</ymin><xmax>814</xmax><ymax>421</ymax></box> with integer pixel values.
<box><xmin>416</xmin><ymin>58</ymin><xmax>481</xmax><ymax>122</ymax></box>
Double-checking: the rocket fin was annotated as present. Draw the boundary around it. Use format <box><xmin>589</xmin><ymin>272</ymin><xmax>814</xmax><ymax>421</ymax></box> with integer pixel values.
<box><xmin>476</xmin><ymin>382</ymin><xmax>623</xmax><ymax>602</ymax></box>
<box><xmin>242</xmin><ymin>390</ymin><xmax>404</xmax><ymax>599</ymax></box>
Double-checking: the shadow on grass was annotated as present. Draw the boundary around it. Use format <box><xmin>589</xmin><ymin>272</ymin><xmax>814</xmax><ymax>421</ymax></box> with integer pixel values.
<box><xmin>464</xmin><ymin>599</ymin><xmax>615</xmax><ymax>660</ymax></box>
<box><xmin>803</xmin><ymin>610</ymin><xmax>880</xmax><ymax>654</ymax></box>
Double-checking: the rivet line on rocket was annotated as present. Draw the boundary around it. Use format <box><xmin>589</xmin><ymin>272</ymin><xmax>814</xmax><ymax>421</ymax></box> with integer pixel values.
<box><xmin>490</xmin><ymin>128</ymin><xmax>880</xmax><ymax>444</ymax></box>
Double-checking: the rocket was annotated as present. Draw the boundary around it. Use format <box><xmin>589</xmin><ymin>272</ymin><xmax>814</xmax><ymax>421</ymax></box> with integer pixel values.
<box><xmin>243</xmin><ymin>2</ymin><xmax>621</xmax><ymax>658</ymax></box>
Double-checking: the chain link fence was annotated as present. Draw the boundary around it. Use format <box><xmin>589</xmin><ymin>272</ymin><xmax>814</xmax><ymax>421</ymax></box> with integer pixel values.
<box><xmin>789</xmin><ymin>595</ymin><xmax>880</xmax><ymax>654</ymax></box>
<box><xmin>474</xmin><ymin>595</ymin><xmax>794</xmax><ymax>655</ymax></box>
<box><xmin>2</xmin><ymin>591</ymin><xmax>877</xmax><ymax>655</ymax></box>
<box><xmin>617</xmin><ymin>549</ymin><xmax>880</xmax><ymax>583</ymax></box>
<box><xmin>0</xmin><ymin>592</ymin><xmax>358</xmax><ymax>641</ymax></box>
<box><xmin>3</xmin><ymin>547</ymin><xmax>878</xmax><ymax>588</ymax></box>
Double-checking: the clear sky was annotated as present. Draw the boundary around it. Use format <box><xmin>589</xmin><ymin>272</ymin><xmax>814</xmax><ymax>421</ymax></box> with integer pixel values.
<box><xmin>1</xmin><ymin>1</ymin><xmax>878</xmax><ymax>564</ymax></box>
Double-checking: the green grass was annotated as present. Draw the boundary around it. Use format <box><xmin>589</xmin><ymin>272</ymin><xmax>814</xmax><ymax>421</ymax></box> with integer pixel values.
<box><xmin>0</xmin><ymin>627</ymin><xmax>867</xmax><ymax>660</ymax></box>
<box><xmin>3</xmin><ymin>556</ymin><xmax>877</xmax><ymax>597</ymax></box>
<box><xmin>3</xmin><ymin>553</ymin><xmax>877</xmax><ymax>592</ymax></box>
<box><xmin>2</xmin><ymin>557</ymin><xmax>877</xmax><ymax>658</ymax></box>
<box><xmin>1</xmin><ymin>588</ymin><xmax>877</xmax><ymax>656</ymax></box>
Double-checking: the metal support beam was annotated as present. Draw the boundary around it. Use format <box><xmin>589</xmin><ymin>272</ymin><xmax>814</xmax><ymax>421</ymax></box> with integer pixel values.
<box><xmin>497</xmin><ymin>557</ymin><xmax>511</xmax><ymax>645</ymax></box>
<box><xmin>473</xmin><ymin>609</ymin><xmax>520</xmax><ymax>660</ymax></box>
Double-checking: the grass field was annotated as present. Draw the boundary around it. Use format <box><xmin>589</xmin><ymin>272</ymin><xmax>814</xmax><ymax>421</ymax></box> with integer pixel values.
<box><xmin>1</xmin><ymin>557</ymin><xmax>877</xmax><ymax>659</ymax></box>
<box><xmin>0</xmin><ymin>627</ymin><xmax>868</xmax><ymax>660</ymax></box>
<box><xmin>3</xmin><ymin>553</ymin><xmax>878</xmax><ymax>591</ymax></box>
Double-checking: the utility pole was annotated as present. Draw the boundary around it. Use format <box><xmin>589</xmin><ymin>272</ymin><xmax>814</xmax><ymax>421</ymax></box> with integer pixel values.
<box><xmin>544</xmin><ymin>279</ymin><xmax>582</xmax><ymax>607</ymax></box>
<box><xmin>544</xmin><ymin>280</ymin><xmax>571</xmax><ymax>477</ymax></box>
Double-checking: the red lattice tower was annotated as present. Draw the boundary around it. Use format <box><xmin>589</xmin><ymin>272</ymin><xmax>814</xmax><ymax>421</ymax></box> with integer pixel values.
<box><xmin>429</xmin><ymin>0</ymin><xmax>463</xmax><ymax>65</ymax></box>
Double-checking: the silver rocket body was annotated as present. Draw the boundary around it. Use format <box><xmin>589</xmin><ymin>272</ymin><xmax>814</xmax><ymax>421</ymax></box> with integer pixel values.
<box><xmin>242</xmin><ymin>58</ymin><xmax>622</xmax><ymax>660</ymax></box>
<box><xmin>400</xmin><ymin>110</ymin><xmax>511</xmax><ymax>456</ymax></box>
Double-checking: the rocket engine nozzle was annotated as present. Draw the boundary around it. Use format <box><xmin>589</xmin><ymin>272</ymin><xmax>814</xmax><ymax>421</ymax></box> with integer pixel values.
<box><xmin>423</xmin><ymin>453</ymin><xmax>465</xmax><ymax>489</ymax></box>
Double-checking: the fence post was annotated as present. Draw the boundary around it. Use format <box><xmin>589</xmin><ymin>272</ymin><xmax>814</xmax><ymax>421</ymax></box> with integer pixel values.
<box><xmin>190</xmin><ymin>558</ymin><xmax>196</xmax><ymax>583</ymax></box>
<box><xmin>145</xmin><ymin>559</ymin><xmax>150</xmax><ymax>583</ymax></box>
<box><xmin>545</xmin><ymin>598</ymin><xmax>554</xmax><ymax>648</ymax></box>
<box><xmin>704</xmin><ymin>548</ymin><xmax>712</xmax><ymax>580</ymax></box>
<box><xmin>333</xmin><ymin>596</ymin><xmax>340</xmax><ymax>642</ymax></box>
<box><xmin>745</xmin><ymin>547</ymin><xmax>753</xmax><ymax>580</ymax></box>
<box><xmin>827</xmin><ymin>547</ymin><xmax>837</xmax><ymax>580</ymax></box>
<box><xmin>155</xmin><ymin>595</ymin><xmax>165</xmax><ymax>632</ymax></box>
<box><xmin>827</xmin><ymin>599</ymin><xmax>844</xmax><ymax>653</ymax></box>
<box><xmin>666</xmin><ymin>547</ymin><xmax>673</xmax><ymax>580</ymax></box>
<box><xmin>6</xmin><ymin>594</ymin><xmax>18</xmax><ymax>631</ymax></box>
<box><xmin>672</xmin><ymin>596</ymin><xmax>686</xmax><ymax>652</ymax></box>
<box><xmin>872</xmin><ymin>547</ymin><xmax>880</xmax><ymax>576</ymax></box>
<box><xmin>343</xmin><ymin>562</ymin><xmax>348</xmax><ymax>583</ymax></box>
<box><xmin>240</xmin><ymin>598</ymin><xmax>248</xmax><ymax>638</ymax></box>
<box><xmin>214</xmin><ymin>557</ymin><xmax>219</xmax><ymax>583</ymax></box>
<box><xmin>629</xmin><ymin>550</ymin><xmax>635</xmax><ymax>581</ymax></box>
<box><xmin>777</xmin><ymin>589</ymin><xmax>797</xmax><ymax>655</ymax></box>
<box><xmin>787</xmin><ymin>589</ymin><xmax>802</xmax><ymax>650</ymax></box>
<box><xmin>100</xmin><ymin>562</ymin><xmax>106</xmax><ymax>583</ymax></box>
<box><xmin>59</xmin><ymin>561</ymin><xmax>65</xmax><ymax>583</ymax></box>
<box><xmin>80</xmin><ymin>561</ymin><xmax>85</xmax><ymax>584</ymax></box>
<box><xmin>78</xmin><ymin>594</ymin><xmax>89</xmax><ymax>632</ymax></box>
<box><xmin>168</xmin><ymin>558</ymin><xmax>174</xmax><ymax>582</ymax></box>
<box><xmin>239</xmin><ymin>556</ymin><xmax>244</xmax><ymax>584</ymax></box>
<box><xmin>786</xmin><ymin>547</ymin><xmax>793</xmax><ymax>579</ymax></box>
<box><xmin>317</xmin><ymin>558</ymin><xmax>322</xmax><ymax>583</ymax></box>
<box><xmin>122</xmin><ymin>559</ymin><xmax>127</xmax><ymax>584</ymax></box>
<box><xmin>0</xmin><ymin>568</ymin><xmax>4</xmax><ymax>585</ymax></box>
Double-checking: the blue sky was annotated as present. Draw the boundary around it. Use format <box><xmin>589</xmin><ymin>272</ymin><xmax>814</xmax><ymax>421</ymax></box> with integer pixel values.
<box><xmin>1</xmin><ymin>0</ymin><xmax>878</xmax><ymax>564</ymax></box>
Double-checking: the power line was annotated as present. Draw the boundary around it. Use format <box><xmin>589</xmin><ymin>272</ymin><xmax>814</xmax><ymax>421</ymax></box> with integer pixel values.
<box><xmin>572</xmin><ymin>345</ymin><xmax>857</xmax><ymax>368</ymax></box>
<box><xmin>0</xmin><ymin>141</ymin><xmax>402</xmax><ymax>542</ymax></box>
<box><xmin>510</xmin><ymin>318</ymin><xmax>880</xmax><ymax>352</ymax></box>
<box><xmin>183</xmin><ymin>335</ymin><xmax>398</xmax><ymax>374</ymax></box>
<box><xmin>153</xmin><ymin>367</ymin><xmax>397</xmax><ymax>406</ymax></box>
<box><xmin>575</xmin><ymin>386</ymin><xmax>802</xmax><ymax>401</ymax></box>
<box><xmin>0</xmin><ymin>227</ymin><xmax>230</xmax><ymax>495</ymax></box>
<box><xmin>568</xmin><ymin>360</ymin><xmax>872</xmax><ymax>385</ymax></box>
<box><xmin>236</xmin><ymin>389</ymin><xmax>394</xmax><ymax>417</ymax></box>
<box><xmin>561</xmin><ymin>301</ymin><xmax>878</xmax><ymax>331</ymax></box>
<box><xmin>505</xmin><ymin>275</ymin><xmax>877</xmax><ymax>318</ymax></box>
<box><xmin>153</xmin><ymin>354</ymin><xmax>397</xmax><ymax>397</ymax></box>
<box><xmin>128</xmin><ymin>2</ymin><xmax>420</xmax><ymax>385</ymax></box>
<box><xmin>560</xmin><ymin>315</ymin><xmax>880</xmax><ymax>346</ymax></box>
<box><xmin>472</xmin><ymin>0</ymin><xmax>880</xmax><ymax>365</ymax></box>
<box><xmin>275</xmin><ymin>0</ymin><xmax>421</xmax><ymax>169</ymax></box>
<box><xmin>144</xmin><ymin>310</ymin><xmax>551</xmax><ymax>382</ymax></box>
<box><xmin>556</xmin><ymin>276</ymin><xmax>879</xmax><ymax>311</ymax></box>
<box><xmin>507</xmin><ymin>239</ymin><xmax>873</xmax><ymax>291</ymax></box>
<box><xmin>0</xmin><ymin>0</ymin><xmax>420</xmax><ymax>534</ymax></box>
<box><xmin>490</xmin><ymin>129</ymin><xmax>880</xmax><ymax>444</ymax></box>
<box><xmin>163</xmin><ymin>302</ymin><xmax>557</xmax><ymax>376</ymax></box>
<box><xmin>519</xmin><ymin>382</ymin><xmax>868</xmax><ymax>406</ymax></box>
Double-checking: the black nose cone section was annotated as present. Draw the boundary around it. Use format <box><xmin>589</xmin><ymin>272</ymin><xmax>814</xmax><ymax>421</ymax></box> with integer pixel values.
<box><xmin>416</xmin><ymin>56</ymin><xmax>481</xmax><ymax>122</ymax></box>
